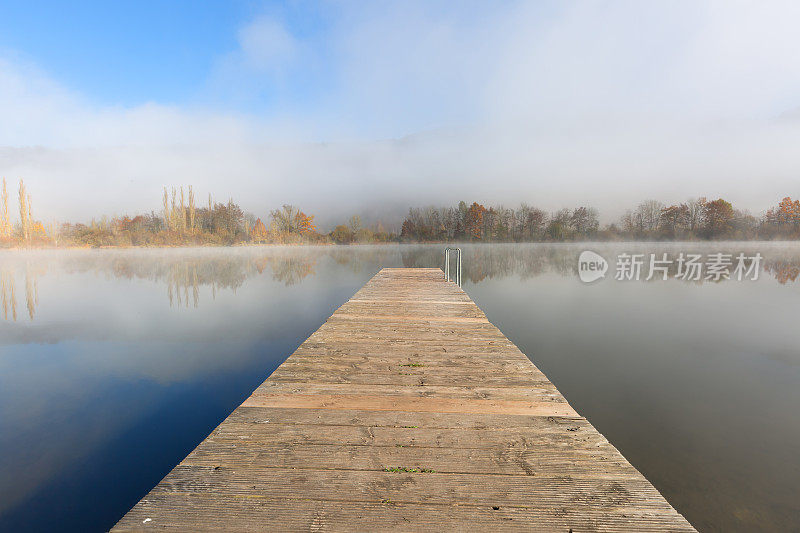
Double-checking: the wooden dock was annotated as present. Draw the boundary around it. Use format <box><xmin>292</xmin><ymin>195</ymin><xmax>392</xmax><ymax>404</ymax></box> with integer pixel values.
<box><xmin>114</xmin><ymin>268</ymin><xmax>694</xmax><ymax>531</ymax></box>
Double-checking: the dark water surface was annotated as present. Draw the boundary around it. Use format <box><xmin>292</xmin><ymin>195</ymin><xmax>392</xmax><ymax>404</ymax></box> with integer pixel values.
<box><xmin>1</xmin><ymin>244</ymin><xmax>799</xmax><ymax>532</ymax></box>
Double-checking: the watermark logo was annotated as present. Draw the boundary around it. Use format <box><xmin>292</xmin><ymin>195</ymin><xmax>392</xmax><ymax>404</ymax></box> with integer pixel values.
<box><xmin>578</xmin><ymin>250</ymin><xmax>608</xmax><ymax>283</ymax></box>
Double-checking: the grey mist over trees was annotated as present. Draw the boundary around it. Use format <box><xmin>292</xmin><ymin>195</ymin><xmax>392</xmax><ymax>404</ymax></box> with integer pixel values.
<box><xmin>399</xmin><ymin>196</ymin><xmax>800</xmax><ymax>242</ymax></box>
<box><xmin>2</xmin><ymin>178</ymin><xmax>800</xmax><ymax>248</ymax></box>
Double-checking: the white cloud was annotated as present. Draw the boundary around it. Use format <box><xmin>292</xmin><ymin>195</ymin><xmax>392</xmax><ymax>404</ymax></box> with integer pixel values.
<box><xmin>237</xmin><ymin>15</ymin><xmax>298</xmax><ymax>72</ymax></box>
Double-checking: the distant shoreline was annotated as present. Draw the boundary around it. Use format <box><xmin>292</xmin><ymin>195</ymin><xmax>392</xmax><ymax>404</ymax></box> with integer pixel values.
<box><xmin>3</xmin><ymin>239</ymin><xmax>800</xmax><ymax>252</ymax></box>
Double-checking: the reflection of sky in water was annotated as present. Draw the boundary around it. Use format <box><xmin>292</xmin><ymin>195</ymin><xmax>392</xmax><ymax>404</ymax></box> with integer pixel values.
<box><xmin>1</xmin><ymin>243</ymin><xmax>800</xmax><ymax>531</ymax></box>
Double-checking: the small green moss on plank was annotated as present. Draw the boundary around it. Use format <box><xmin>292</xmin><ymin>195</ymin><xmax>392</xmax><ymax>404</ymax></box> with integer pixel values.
<box><xmin>384</xmin><ymin>466</ymin><xmax>436</xmax><ymax>473</ymax></box>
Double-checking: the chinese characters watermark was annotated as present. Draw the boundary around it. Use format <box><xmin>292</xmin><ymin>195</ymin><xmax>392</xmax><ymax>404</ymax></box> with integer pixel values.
<box><xmin>579</xmin><ymin>251</ymin><xmax>762</xmax><ymax>283</ymax></box>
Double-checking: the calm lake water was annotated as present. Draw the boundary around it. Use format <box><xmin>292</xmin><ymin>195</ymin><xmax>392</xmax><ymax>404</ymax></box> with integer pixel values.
<box><xmin>1</xmin><ymin>243</ymin><xmax>799</xmax><ymax>532</ymax></box>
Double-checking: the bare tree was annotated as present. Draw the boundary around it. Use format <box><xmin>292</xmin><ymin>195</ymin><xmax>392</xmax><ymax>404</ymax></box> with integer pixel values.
<box><xmin>188</xmin><ymin>185</ymin><xmax>196</xmax><ymax>234</ymax></box>
<box><xmin>47</xmin><ymin>221</ymin><xmax>60</xmax><ymax>246</ymax></box>
<box><xmin>635</xmin><ymin>200</ymin><xmax>663</xmax><ymax>232</ymax></box>
<box><xmin>570</xmin><ymin>206</ymin><xmax>599</xmax><ymax>235</ymax></box>
<box><xmin>170</xmin><ymin>187</ymin><xmax>178</xmax><ymax>231</ymax></box>
<box><xmin>180</xmin><ymin>187</ymin><xmax>186</xmax><ymax>233</ymax></box>
<box><xmin>271</xmin><ymin>205</ymin><xmax>301</xmax><ymax>234</ymax></box>
<box><xmin>348</xmin><ymin>215</ymin><xmax>362</xmax><ymax>234</ymax></box>
<box><xmin>163</xmin><ymin>188</ymin><xmax>170</xmax><ymax>230</ymax></box>
<box><xmin>686</xmin><ymin>197</ymin><xmax>707</xmax><ymax>233</ymax></box>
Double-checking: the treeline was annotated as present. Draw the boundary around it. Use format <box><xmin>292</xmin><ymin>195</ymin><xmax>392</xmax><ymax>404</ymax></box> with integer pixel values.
<box><xmin>0</xmin><ymin>180</ymin><xmax>397</xmax><ymax>248</ymax></box>
<box><xmin>401</xmin><ymin>202</ymin><xmax>596</xmax><ymax>241</ymax></box>
<box><xmin>58</xmin><ymin>191</ymin><xmax>330</xmax><ymax>247</ymax></box>
<box><xmin>400</xmin><ymin>197</ymin><xmax>800</xmax><ymax>242</ymax></box>
<box><xmin>3</xmin><ymin>178</ymin><xmax>800</xmax><ymax>248</ymax></box>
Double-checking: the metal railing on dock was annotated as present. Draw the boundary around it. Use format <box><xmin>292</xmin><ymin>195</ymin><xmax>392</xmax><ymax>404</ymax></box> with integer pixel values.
<box><xmin>444</xmin><ymin>247</ymin><xmax>462</xmax><ymax>287</ymax></box>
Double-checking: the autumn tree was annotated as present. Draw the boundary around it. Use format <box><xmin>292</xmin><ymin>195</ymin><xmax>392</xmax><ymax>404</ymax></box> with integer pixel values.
<box><xmin>400</xmin><ymin>218</ymin><xmax>416</xmax><ymax>241</ymax></box>
<box><xmin>27</xmin><ymin>193</ymin><xmax>33</xmax><ymax>237</ymax></box>
<box><xmin>18</xmin><ymin>180</ymin><xmax>29</xmax><ymax>242</ymax></box>
<box><xmin>0</xmin><ymin>178</ymin><xmax>9</xmax><ymax>239</ymax></box>
<box><xmin>399</xmin><ymin>201</ymin><xmax>560</xmax><ymax>242</ymax></box>
<box><xmin>702</xmin><ymin>198</ymin><xmax>735</xmax><ymax>238</ymax></box>
<box><xmin>659</xmin><ymin>204</ymin><xmax>690</xmax><ymax>236</ymax></box>
<box><xmin>296</xmin><ymin>211</ymin><xmax>316</xmax><ymax>235</ymax></box>
<box><xmin>763</xmin><ymin>197</ymin><xmax>800</xmax><ymax>238</ymax></box>
<box><xmin>270</xmin><ymin>205</ymin><xmax>316</xmax><ymax>239</ymax></box>
<box><xmin>464</xmin><ymin>202</ymin><xmax>487</xmax><ymax>240</ymax></box>
<box><xmin>776</xmin><ymin>197</ymin><xmax>800</xmax><ymax>225</ymax></box>
<box><xmin>330</xmin><ymin>224</ymin><xmax>353</xmax><ymax>244</ymax></box>
<box><xmin>250</xmin><ymin>218</ymin><xmax>268</xmax><ymax>243</ymax></box>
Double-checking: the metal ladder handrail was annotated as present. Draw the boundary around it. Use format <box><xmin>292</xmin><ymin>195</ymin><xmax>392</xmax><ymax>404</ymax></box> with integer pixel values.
<box><xmin>444</xmin><ymin>247</ymin><xmax>462</xmax><ymax>287</ymax></box>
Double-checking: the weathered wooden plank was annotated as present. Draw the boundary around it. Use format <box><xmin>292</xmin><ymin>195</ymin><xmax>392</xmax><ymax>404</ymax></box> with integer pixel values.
<box><xmin>241</xmin><ymin>394</ymin><xmax>579</xmax><ymax>417</ymax></box>
<box><xmin>116</xmin><ymin>495</ymin><xmax>690</xmax><ymax>533</ymax></box>
<box><xmin>252</xmin><ymin>382</ymin><xmax>563</xmax><ymax>399</ymax></box>
<box><xmin>139</xmin><ymin>466</ymin><xmax>682</xmax><ymax>513</ymax></box>
<box><xmin>179</xmin><ymin>444</ymin><xmax>639</xmax><ymax>477</ymax></box>
<box><xmin>226</xmin><ymin>406</ymin><xmax>585</xmax><ymax>429</ymax></box>
<box><xmin>113</xmin><ymin>267</ymin><xmax>694</xmax><ymax>532</ymax></box>
<box><xmin>267</xmin><ymin>371</ymin><xmax>551</xmax><ymax>387</ymax></box>
<box><xmin>207</xmin><ymin>422</ymin><xmax>602</xmax><ymax>448</ymax></box>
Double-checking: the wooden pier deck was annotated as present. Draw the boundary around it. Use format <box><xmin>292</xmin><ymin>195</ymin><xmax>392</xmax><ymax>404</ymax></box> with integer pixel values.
<box><xmin>114</xmin><ymin>268</ymin><xmax>694</xmax><ymax>531</ymax></box>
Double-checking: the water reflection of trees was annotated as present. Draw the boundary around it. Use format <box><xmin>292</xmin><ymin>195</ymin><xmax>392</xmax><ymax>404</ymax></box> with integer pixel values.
<box><xmin>1</xmin><ymin>264</ymin><xmax>43</xmax><ymax>321</ymax></box>
<box><xmin>61</xmin><ymin>251</ymin><xmax>321</xmax><ymax>309</ymax></box>
<box><xmin>4</xmin><ymin>244</ymin><xmax>800</xmax><ymax>321</ymax></box>
<box><xmin>403</xmin><ymin>244</ymin><xmax>800</xmax><ymax>285</ymax></box>
<box><xmin>1</xmin><ymin>270</ymin><xmax>17</xmax><ymax>321</ymax></box>
<box><xmin>401</xmin><ymin>245</ymin><xmax>574</xmax><ymax>283</ymax></box>
<box><xmin>763</xmin><ymin>260</ymin><xmax>800</xmax><ymax>284</ymax></box>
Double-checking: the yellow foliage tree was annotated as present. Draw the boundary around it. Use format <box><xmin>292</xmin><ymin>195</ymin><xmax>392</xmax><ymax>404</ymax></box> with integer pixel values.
<box><xmin>250</xmin><ymin>218</ymin><xmax>269</xmax><ymax>243</ymax></box>
<box><xmin>0</xmin><ymin>178</ymin><xmax>10</xmax><ymax>238</ymax></box>
<box><xmin>18</xmin><ymin>180</ymin><xmax>28</xmax><ymax>242</ymax></box>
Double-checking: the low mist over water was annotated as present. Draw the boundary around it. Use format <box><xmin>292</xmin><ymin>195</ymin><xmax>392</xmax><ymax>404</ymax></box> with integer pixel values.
<box><xmin>1</xmin><ymin>243</ymin><xmax>799</xmax><ymax>531</ymax></box>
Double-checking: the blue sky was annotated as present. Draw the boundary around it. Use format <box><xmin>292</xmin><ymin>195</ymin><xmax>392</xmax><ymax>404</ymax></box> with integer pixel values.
<box><xmin>0</xmin><ymin>1</ymin><xmax>337</xmax><ymax>111</ymax></box>
<box><xmin>1</xmin><ymin>1</ymin><xmax>800</xmax><ymax>225</ymax></box>
<box><xmin>0</xmin><ymin>1</ymin><xmax>247</xmax><ymax>104</ymax></box>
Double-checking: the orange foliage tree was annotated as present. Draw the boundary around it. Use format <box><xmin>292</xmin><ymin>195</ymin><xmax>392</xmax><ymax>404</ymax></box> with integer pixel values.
<box><xmin>295</xmin><ymin>211</ymin><xmax>316</xmax><ymax>235</ymax></box>
<box><xmin>777</xmin><ymin>197</ymin><xmax>800</xmax><ymax>225</ymax></box>
<box><xmin>250</xmin><ymin>218</ymin><xmax>269</xmax><ymax>243</ymax></box>
<box><xmin>270</xmin><ymin>205</ymin><xmax>316</xmax><ymax>238</ymax></box>
<box><xmin>465</xmin><ymin>202</ymin><xmax>487</xmax><ymax>240</ymax></box>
